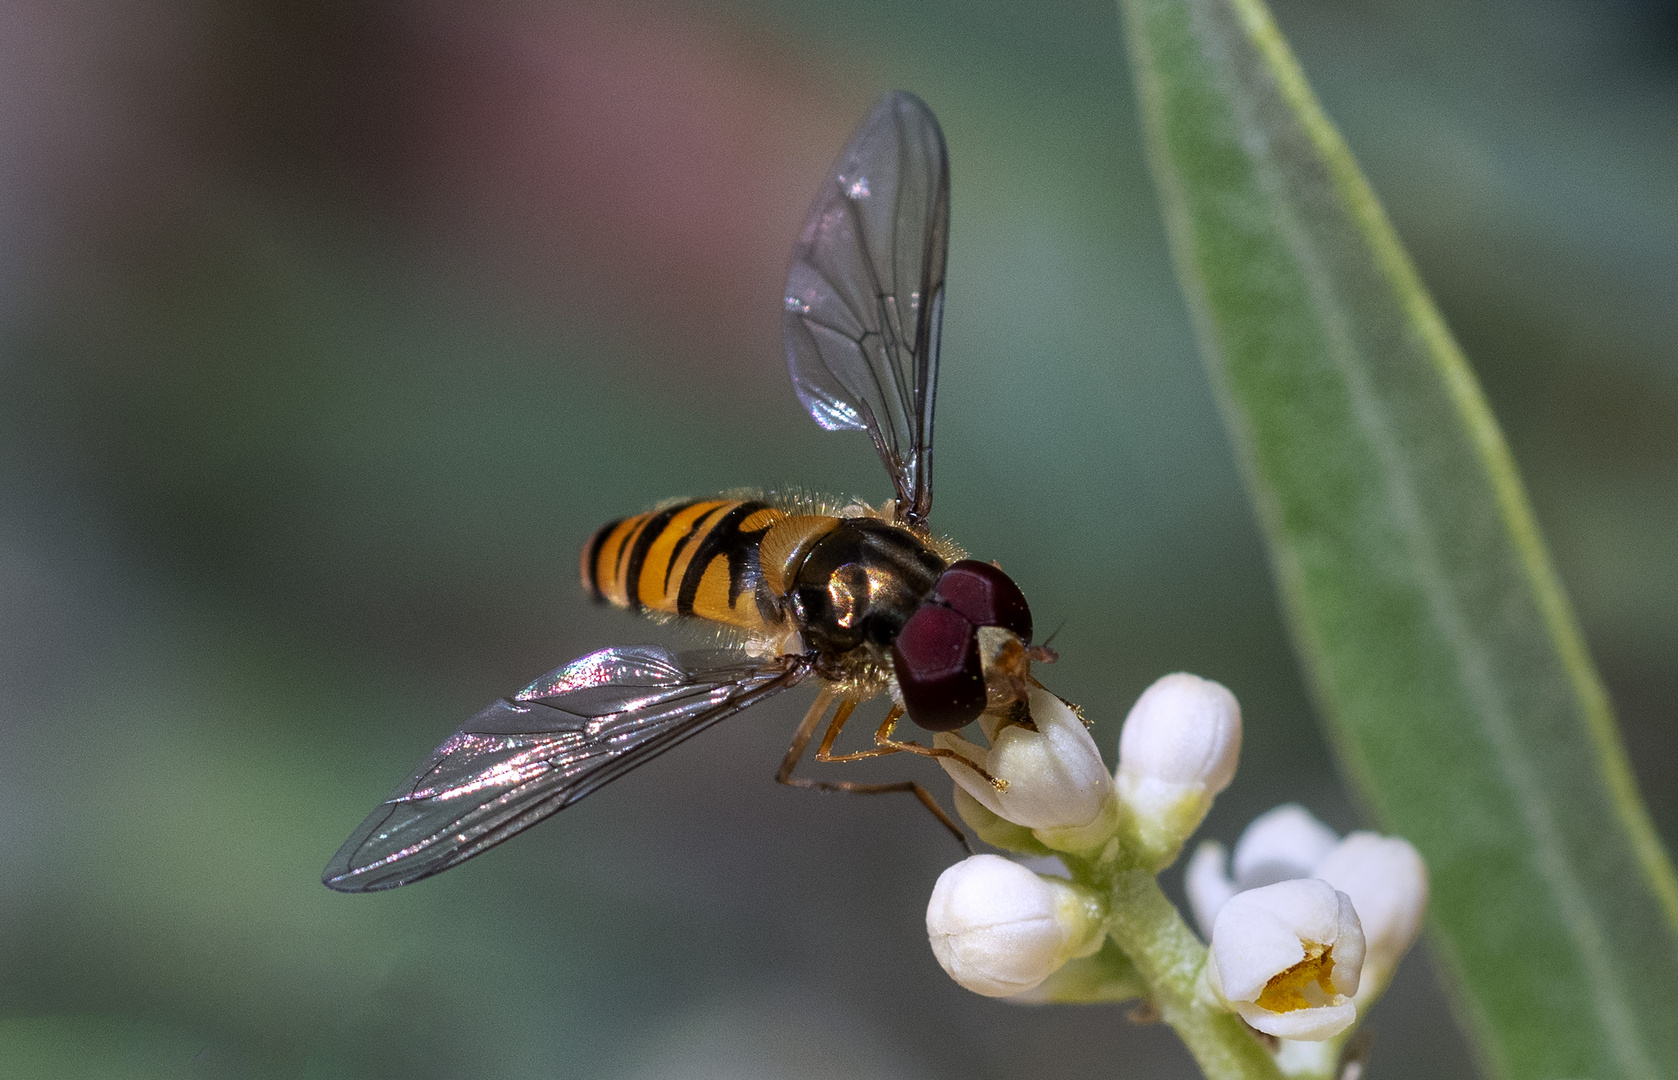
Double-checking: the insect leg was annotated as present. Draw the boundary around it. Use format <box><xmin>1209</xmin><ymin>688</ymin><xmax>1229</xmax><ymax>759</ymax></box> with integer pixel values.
<box><xmin>776</xmin><ymin>692</ymin><xmax>972</xmax><ymax>852</ymax></box>
<box><xmin>774</xmin><ymin>684</ymin><xmax>836</xmax><ymax>785</ymax></box>
<box><xmin>872</xmin><ymin>714</ymin><xmax>1008</xmax><ymax>791</ymax></box>
<box><xmin>813</xmin><ymin>700</ymin><xmax>900</xmax><ymax>762</ymax></box>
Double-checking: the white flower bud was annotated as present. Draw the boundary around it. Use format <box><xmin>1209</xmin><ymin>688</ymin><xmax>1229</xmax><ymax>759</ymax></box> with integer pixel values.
<box><xmin>935</xmin><ymin>686</ymin><xmax>1113</xmax><ymax>831</ymax></box>
<box><xmin>1232</xmin><ymin>804</ymin><xmax>1340</xmax><ymax>890</ymax></box>
<box><xmin>1206</xmin><ymin>878</ymin><xmax>1365</xmax><ymax>1041</ymax></box>
<box><xmin>926</xmin><ymin>854</ymin><xmax>1105</xmax><ymax>997</ymax></box>
<box><xmin>1313</xmin><ymin>832</ymin><xmax>1427</xmax><ymax>999</ymax></box>
<box><xmin>1114</xmin><ymin>673</ymin><xmax>1241</xmax><ymax>861</ymax></box>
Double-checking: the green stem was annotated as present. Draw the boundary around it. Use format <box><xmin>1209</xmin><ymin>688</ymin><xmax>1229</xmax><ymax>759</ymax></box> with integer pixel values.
<box><xmin>1023</xmin><ymin>938</ymin><xmax>1148</xmax><ymax>1004</ymax></box>
<box><xmin>1103</xmin><ymin>869</ymin><xmax>1283</xmax><ymax>1080</ymax></box>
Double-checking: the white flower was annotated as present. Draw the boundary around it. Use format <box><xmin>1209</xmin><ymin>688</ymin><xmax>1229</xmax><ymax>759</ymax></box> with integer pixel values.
<box><xmin>934</xmin><ymin>686</ymin><xmax>1113</xmax><ymax>831</ymax></box>
<box><xmin>1206</xmin><ymin>878</ymin><xmax>1365</xmax><ymax>1040</ymax></box>
<box><xmin>1184</xmin><ymin>804</ymin><xmax>1340</xmax><ymax>935</ymax></box>
<box><xmin>1232</xmin><ymin>804</ymin><xmax>1340</xmax><ymax>890</ymax></box>
<box><xmin>1313</xmin><ymin>832</ymin><xmax>1427</xmax><ymax>1000</ymax></box>
<box><xmin>1186</xmin><ymin>840</ymin><xmax>1239</xmax><ymax>942</ymax></box>
<box><xmin>926</xmin><ymin>854</ymin><xmax>1105</xmax><ymax>997</ymax></box>
<box><xmin>1114</xmin><ymin>673</ymin><xmax>1241</xmax><ymax>862</ymax></box>
<box><xmin>1186</xmin><ymin>806</ymin><xmax>1428</xmax><ymax>1016</ymax></box>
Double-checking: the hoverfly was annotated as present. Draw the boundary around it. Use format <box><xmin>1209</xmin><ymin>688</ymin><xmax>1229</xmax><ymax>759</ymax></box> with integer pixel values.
<box><xmin>323</xmin><ymin>92</ymin><xmax>1057</xmax><ymax>892</ymax></box>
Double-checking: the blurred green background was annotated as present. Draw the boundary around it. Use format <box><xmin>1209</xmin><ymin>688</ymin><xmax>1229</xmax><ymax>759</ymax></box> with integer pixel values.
<box><xmin>1</xmin><ymin>1</ymin><xmax>1673</xmax><ymax>1077</ymax></box>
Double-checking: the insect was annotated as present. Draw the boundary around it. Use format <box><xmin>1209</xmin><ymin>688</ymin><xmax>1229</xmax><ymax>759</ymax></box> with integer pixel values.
<box><xmin>323</xmin><ymin>92</ymin><xmax>1057</xmax><ymax>892</ymax></box>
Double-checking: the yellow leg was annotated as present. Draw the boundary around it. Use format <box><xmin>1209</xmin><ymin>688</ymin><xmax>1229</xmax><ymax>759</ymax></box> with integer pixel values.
<box><xmin>814</xmin><ymin>701</ymin><xmax>899</xmax><ymax>762</ymax></box>
<box><xmin>814</xmin><ymin>704</ymin><xmax>1003</xmax><ymax>790</ymax></box>
<box><xmin>872</xmin><ymin>713</ymin><xmax>1009</xmax><ymax>792</ymax></box>
<box><xmin>775</xmin><ymin>690</ymin><xmax>972</xmax><ymax>852</ymax></box>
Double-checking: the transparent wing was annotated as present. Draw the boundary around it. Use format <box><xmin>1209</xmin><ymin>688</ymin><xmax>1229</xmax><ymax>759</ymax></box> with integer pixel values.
<box><xmin>323</xmin><ymin>645</ymin><xmax>809</xmax><ymax>892</ymax></box>
<box><xmin>784</xmin><ymin>91</ymin><xmax>949</xmax><ymax>528</ymax></box>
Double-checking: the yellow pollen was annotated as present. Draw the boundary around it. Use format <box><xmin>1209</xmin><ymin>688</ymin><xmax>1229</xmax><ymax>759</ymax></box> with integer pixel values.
<box><xmin>1255</xmin><ymin>942</ymin><xmax>1337</xmax><ymax>1013</ymax></box>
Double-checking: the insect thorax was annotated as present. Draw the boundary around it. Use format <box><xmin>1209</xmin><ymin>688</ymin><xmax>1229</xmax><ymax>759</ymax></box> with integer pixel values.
<box><xmin>782</xmin><ymin>517</ymin><xmax>947</xmax><ymax>660</ymax></box>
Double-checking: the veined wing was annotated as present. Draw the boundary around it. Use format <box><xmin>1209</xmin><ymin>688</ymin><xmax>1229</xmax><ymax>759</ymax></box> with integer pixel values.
<box><xmin>784</xmin><ymin>91</ymin><xmax>949</xmax><ymax>529</ymax></box>
<box><xmin>323</xmin><ymin>646</ymin><xmax>810</xmax><ymax>892</ymax></box>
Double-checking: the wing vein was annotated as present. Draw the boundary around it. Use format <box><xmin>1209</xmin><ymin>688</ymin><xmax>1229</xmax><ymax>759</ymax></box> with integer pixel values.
<box><xmin>782</xmin><ymin>91</ymin><xmax>950</xmax><ymax>526</ymax></box>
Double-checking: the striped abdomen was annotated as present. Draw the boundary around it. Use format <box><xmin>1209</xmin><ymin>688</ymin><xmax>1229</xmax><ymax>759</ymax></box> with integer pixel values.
<box><xmin>582</xmin><ymin>498</ymin><xmax>952</xmax><ymax>661</ymax></box>
<box><xmin>582</xmin><ymin>499</ymin><xmax>798</xmax><ymax>636</ymax></box>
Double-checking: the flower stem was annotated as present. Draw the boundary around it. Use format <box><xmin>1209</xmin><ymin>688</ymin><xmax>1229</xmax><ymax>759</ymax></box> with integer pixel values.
<box><xmin>1104</xmin><ymin>869</ymin><xmax>1284</xmax><ymax>1080</ymax></box>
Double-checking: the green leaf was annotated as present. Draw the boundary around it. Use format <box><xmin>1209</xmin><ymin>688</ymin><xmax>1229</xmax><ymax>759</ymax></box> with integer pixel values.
<box><xmin>1117</xmin><ymin>1</ymin><xmax>1678</xmax><ymax>1077</ymax></box>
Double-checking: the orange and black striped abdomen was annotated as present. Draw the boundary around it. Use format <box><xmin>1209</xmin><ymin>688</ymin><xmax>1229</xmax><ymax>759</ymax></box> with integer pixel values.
<box><xmin>582</xmin><ymin>499</ymin><xmax>789</xmax><ymax>635</ymax></box>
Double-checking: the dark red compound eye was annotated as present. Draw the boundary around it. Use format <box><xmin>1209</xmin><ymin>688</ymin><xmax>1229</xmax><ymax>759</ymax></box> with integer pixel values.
<box><xmin>934</xmin><ymin>560</ymin><xmax>1033</xmax><ymax>642</ymax></box>
<box><xmin>891</xmin><ymin>602</ymin><xmax>986</xmax><ymax>732</ymax></box>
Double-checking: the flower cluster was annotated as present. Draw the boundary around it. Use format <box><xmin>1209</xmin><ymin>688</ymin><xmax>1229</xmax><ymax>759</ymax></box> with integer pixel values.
<box><xmin>1188</xmin><ymin>804</ymin><xmax>1428</xmax><ymax>1011</ymax></box>
<box><xmin>921</xmin><ymin>673</ymin><xmax>1428</xmax><ymax>1064</ymax></box>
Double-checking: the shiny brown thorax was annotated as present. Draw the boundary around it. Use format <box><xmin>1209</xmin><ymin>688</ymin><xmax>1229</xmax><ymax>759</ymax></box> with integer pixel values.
<box><xmin>778</xmin><ymin>516</ymin><xmax>948</xmax><ymax>658</ymax></box>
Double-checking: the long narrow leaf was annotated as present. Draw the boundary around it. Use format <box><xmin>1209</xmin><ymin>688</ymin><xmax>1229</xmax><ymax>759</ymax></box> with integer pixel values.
<box><xmin>1117</xmin><ymin>0</ymin><xmax>1678</xmax><ymax>1076</ymax></box>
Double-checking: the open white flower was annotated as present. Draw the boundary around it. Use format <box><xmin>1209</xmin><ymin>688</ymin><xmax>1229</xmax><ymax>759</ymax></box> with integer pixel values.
<box><xmin>1207</xmin><ymin>878</ymin><xmax>1365</xmax><ymax>1040</ymax></box>
<box><xmin>926</xmin><ymin>854</ymin><xmax>1105</xmax><ymax>997</ymax></box>
<box><xmin>934</xmin><ymin>686</ymin><xmax>1112</xmax><ymax>831</ymax></box>
<box><xmin>1114</xmin><ymin>673</ymin><xmax>1241</xmax><ymax>862</ymax></box>
<box><xmin>1313</xmin><ymin>832</ymin><xmax>1428</xmax><ymax>1001</ymax></box>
